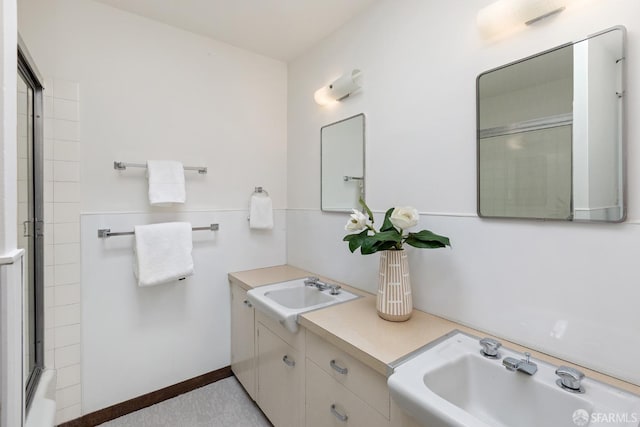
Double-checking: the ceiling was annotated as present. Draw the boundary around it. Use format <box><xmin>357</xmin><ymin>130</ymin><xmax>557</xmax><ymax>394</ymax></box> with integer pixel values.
<box><xmin>93</xmin><ymin>0</ymin><xmax>379</xmax><ymax>61</ymax></box>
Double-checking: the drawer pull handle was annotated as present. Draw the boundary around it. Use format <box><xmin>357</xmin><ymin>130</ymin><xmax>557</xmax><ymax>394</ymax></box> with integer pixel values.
<box><xmin>330</xmin><ymin>359</ymin><xmax>348</xmax><ymax>375</ymax></box>
<box><xmin>330</xmin><ymin>404</ymin><xmax>348</xmax><ymax>422</ymax></box>
<box><xmin>282</xmin><ymin>355</ymin><xmax>295</xmax><ymax>367</ymax></box>
<box><xmin>243</xmin><ymin>300</ymin><xmax>253</xmax><ymax>308</ymax></box>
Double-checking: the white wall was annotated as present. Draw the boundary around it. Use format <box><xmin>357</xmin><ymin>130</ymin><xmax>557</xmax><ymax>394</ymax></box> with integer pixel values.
<box><xmin>0</xmin><ymin>0</ymin><xmax>22</xmax><ymax>425</ymax></box>
<box><xmin>0</xmin><ymin>0</ymin><xmax>17</xmax><ymax>255</ymax></box>
<box><xmin>81</xmin><ymin>210</ymin><xmax>286</xmax><ymax>413</ymax></box>
<box><xmin>18</xmin><ymin>0</ymin><xmax>287</xmax><ymax>213</ymax></box>
<box><xmin>18</xmin><ymin>0</ymin><xmax>288</xmax><ymax>419</ymax></box>
<box><xmin>40</xmin><ymin>78</ymin><xmax>83</xmax><ymax>424</ymax></box>
<box><xmin>1</xmin><ymin>252</ymin><xmax>25</xmax><ymax>427</ymax></box>
<box><xmin>287</xmin><ymin>0</ymin><xmax>640</xmax><ymax>386</ymax></box>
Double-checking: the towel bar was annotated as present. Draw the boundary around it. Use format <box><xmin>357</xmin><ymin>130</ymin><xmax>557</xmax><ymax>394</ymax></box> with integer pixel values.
<box><xmin>98</xmin><ymin>223</ymin><xmax>219</xmax><ymax>238</ymax></box>
<box><xmin>114</xmin><ymin>161</ymin><xmax>208</xmax><ymax>174</ymax></box>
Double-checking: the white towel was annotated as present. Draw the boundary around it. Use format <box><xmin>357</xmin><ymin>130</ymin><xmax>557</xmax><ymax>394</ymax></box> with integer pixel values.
<box><xmin>147</xmin><ymin>160</ymin><xmax>186</xmax><ymax>206</ymax></box>
<box><xmin>133</xmin><ymin>222</ymin><xmax>194</xmax><ymax>287</ymax></box>
<box><xmin>249</xmin><ymin>194</ymin><xmax>274</xmax><ymax>229</ymax></box>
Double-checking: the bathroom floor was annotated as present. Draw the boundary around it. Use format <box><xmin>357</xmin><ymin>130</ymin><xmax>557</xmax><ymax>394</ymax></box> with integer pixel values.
<box><xmin>98</xmin><ymin>377</ymin><xmax>272</xmax><ymax>427</ymax></box>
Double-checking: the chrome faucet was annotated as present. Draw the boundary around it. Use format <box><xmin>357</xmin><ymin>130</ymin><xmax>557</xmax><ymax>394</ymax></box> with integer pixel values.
<box><xmin>479</xmin><ymin>338</ymin><xmax>502</xmax><ymax>359</ymax></box>
<box><xmin>304</xmin><ymin>276</ymin><xmax>320</xmax><ymax>286</ymax></box>
<box><xmin>502</xmin><ymin>352</ymin><xmax>538</xmax><ymax>376</ymax></box>
<box><xmin>555</xmin><ymin>366</ymin><xmax>585</xmax><ymax>393</ymax></box>
<box><xmin>304</xmin><ymin>276</ymin><xmax>330</xmax><ymax>291</ymax></box>
<box><xmin>328</xmin><ymin>284</ymin><xmax>342</xmax><ymax>295</ymax></box>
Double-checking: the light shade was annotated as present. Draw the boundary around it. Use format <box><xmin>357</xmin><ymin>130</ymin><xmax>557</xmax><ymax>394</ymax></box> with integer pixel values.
<box><xmin>314</xmin><ymin>69</ymin><xmax>362</xmax><ymax>106</ymax></box>
<box><xmin>477</xmin><ymin>0</ymin><xmax>568</xmax><ymax>38</ymax></box>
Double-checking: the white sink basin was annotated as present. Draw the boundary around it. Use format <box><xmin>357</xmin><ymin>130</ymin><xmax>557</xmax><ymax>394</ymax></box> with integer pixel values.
<box><xmin>388</xmin><ymin>331</ymin><xmax>640</xmax><ymax>427</ymax></box>
<box><xmin>265</xmin><ymin>286</ymin><xmax>334</xmax><ymax>309</ymax></box>
<box><xmin>246</xmin><ymin>278</ymin><xmax>358</xmax><ymax>333</ymax></box>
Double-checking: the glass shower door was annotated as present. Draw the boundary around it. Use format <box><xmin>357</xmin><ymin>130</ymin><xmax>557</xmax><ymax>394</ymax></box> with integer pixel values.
<box><xmin>18</xmin><ymin>44</ymin><xmax>45</xmax><ymax>411</ymax></box>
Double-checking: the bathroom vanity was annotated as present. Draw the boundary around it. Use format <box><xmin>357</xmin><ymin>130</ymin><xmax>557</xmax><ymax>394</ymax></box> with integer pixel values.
<box><xmin>229</xmin><ymin>266</ymin><xmax>640</xmax><ymax>426</ymax></box>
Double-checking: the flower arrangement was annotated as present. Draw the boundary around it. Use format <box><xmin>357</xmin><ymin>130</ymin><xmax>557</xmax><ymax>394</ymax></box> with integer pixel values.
<box><xmin>343</xmin><ymin>199</ymin><xmax>451</xmax><ymax>254</ymax></box>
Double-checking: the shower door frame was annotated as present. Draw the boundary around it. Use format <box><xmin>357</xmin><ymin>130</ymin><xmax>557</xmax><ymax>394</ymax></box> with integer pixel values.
<box><xmin>18</xmin><ymin>35</ymin><xmax>45</xmax><ymax>412</ymax></box>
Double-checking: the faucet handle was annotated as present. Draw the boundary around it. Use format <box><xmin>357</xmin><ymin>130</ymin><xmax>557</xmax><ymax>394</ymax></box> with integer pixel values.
<box><xmin>556</xmin><ymin>366</ymin><xmax>585</xmax><ymax>393</ymax></box>
<box><xmin>304</xmin><ymin>276</ymin><xmax>319</xmax><ymax>285</ymax></box>
<box><xmin>479</xmin><ymin>337</ymin><xmax>502</xmax><ymax>358</ymax></box>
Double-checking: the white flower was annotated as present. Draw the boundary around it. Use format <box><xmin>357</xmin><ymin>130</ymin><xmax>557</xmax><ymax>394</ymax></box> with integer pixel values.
<box><xmin>390</xmin><ymin>206</ymin><xmax>419</xmax><ymax>230</ymax></box>
<box><xmin>345</xmin><ymin>209</ymin><xmax>369</xmax><ymax>231</ymax></box>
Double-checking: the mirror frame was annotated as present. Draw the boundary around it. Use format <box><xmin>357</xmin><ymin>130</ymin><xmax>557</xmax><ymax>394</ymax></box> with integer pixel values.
<box><xmin>320</xmin><ymin>113</ymin><xmax>366</xmax><ymax>212</ymax></box>
<box><xmin>476</xmin><ymin>26</ymin><xmax>626</xmax><ymax>222</ymax></box>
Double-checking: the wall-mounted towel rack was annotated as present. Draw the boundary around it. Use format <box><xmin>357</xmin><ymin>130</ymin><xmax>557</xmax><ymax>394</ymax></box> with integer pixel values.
<box><xmin>98</xmin><ymin>223</ymin><xmax>219</xmax><ymax>238</ymax></box>
<box><xmin>248</xmin><ymin>187</ymin><xmax>271</xmax><ymax>223</ymax></box>
<box><xmin>114</xmin><ymin>161</ymin><xmax>208</xmax><ymax>174</ymax></box>
<box><xmin>254</xmin><ymin>186</ymin><xmax>269</xmax><ymax>195</ymax></box>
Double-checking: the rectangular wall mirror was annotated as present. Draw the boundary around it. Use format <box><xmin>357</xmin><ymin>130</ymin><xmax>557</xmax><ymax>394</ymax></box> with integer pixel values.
<box><xmin>321</xmin><ymin>113</ymin><xmax>365</xmax><ymax>212</ymax></box>
<box><xmin>477</xmin><ymin>26</ymin><xmax>625</xmax><ymax>222</ymax></box>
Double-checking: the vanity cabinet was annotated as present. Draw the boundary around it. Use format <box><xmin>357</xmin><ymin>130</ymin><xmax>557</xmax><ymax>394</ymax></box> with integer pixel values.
<box><xmin>305</xmin><ymin>331</ymin><xmax>390</xmax><ymax>427</ymax></box>
<box><xmin>256</xmin><ymin>311</ymin><xmax>305</xmax><ymax>427</ymax></box>
<box><xmin>390</xmin><ymin>401</ymin><xmax>425</xmax><ymax>427</ymax></box>
<box><xmin>230</xmin><ymin>277</ymin><xmax>421</xmax><ymax>427</ymax></box>
<box><xmin>230</xmin><ymin>282</ymin><xmax>256</xmax><ymax>400</ymax></box>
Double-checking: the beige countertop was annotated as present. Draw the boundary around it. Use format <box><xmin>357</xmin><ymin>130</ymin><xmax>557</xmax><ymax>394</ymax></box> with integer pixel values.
<box><xmin>228</xmin><ymin>264</ymin><xmax>640</xmax><ymax>395</ymax></box>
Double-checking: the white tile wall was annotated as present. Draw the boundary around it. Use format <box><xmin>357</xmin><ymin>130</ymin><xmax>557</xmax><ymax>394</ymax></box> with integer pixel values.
<box><xmin>54</xmin><ymin>141</ymin><xmax>80</xmax><ymax>162</ymax></box>
<box><xmin>56</xmin><ymin>384</ymin><xmax>81</xmax><ymax>409</ymax></box>
<box><xmin>54</xmin><ymin>344</ymin><xmax>80</xmax><ymax>369</ymax></box>
<box><xmin>54</xmin><ymin>324</ymin><xmax>81</xmax><ymax>348</ymax></box>
<box><xmin>54</xmin><ymin>80</ymin><xmax>80</xmax><ymax>102</ymax></box>
<box><xmin>53</xmin><ymin>263</ymin><xmax>80</xmax><ymax>285</ymax></box>
<box><xmin>53</xmin><ymin>99</ymin><xmax>79</xmax><ymax>122</ymax></box>
<box><xmin>53</xmin><ymin>161</ymin><xmax>80</xmax><ymax>182</ymax></box>
<box><xmin>54</xmin><ymin>284</ymin><xmax>81</xmax><ymax>306</ymax></box>
<box><xmin>53</xmin><ymin>222</ymin><xmax>80</xmax><ymax>245</ymax></box>
<box><xmin>54</xmin><ymin>203</ymin><xmax>80</xmax><ymax>223</ymax></box>
<box><xmin>56</xmin><ymin>405</ymin><xmax>82</xmax><ymax>425</ymax></box>
<box><xmin>53</xmin><ymin>244</ymin><xmax>80</xmax><ymax>266</ymax></box>
<box><xmin>53</xmin><ymin>182</ymin><xmax>80</xmax><ymax>203</ymax></box>
<box><xmin>42</xmin><ymin>78</ymin><xmax>82</xmax><ymax>425</ymax></box>
<box><xmin>53</xmin><ymin>120</ymin><xmax>80</xmax><ymax>142</ymax></box>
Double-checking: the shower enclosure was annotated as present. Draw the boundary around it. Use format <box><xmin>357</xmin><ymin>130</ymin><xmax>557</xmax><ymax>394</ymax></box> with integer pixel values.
<box><xmin>18</xmin><ymin>36</ymin><xmax>45</xmax><ymax>413</ymax></box>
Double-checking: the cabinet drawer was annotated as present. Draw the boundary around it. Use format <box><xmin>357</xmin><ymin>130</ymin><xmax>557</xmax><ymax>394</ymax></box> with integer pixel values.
<box><xmin>306</xmin><ymin>360</ymin><xmax>389</xmax><ymax>427</ymax></box>
<box><xmin>306</xmin><ymin>331</ymin><xmax>389</xmax><ymax>419</ymax></box>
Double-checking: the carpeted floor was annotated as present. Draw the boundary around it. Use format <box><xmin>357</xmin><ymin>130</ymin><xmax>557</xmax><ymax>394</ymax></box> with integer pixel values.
<box><xmin>98</xmin><ymin>377</ymin><xmax>272</xmax><ymax>427</ymax></box>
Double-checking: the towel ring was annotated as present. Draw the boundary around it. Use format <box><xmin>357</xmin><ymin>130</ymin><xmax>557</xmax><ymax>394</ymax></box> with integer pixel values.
<box><xmin>253</xmin><ymin>186</ymin><xmax>269</xmax><ymax>196</ymax></box>
<box><xmin>248</xmin><ymin>186</ymin><xmax>270</xmax><ymax>221</ymax></box>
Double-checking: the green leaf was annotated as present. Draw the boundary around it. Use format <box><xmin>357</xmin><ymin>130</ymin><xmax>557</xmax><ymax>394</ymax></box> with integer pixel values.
<box><xmin>358</xmin><ymin>236</ymin><xmax>400</xmax><ymax>254</ymax></box>
<box><xmin>344</xmin><ymin>229</ymin><xmax>368</xmax><ymax>253</ymax></box>
<box><xmin>376</xmin><ymin>241</ymin><xmax>399</xmax><ymax>252</ymax></box>
<box><xmin>370</xmin><ymin>230</ymin><xmax>402</xmax><ymax>243</ymax></box>
<box><xmin>405</xmin><ymin>230</ymin><xmax>451</xmax><ymax>249</ymax></box>
<box><xmin>359</xmin><ymin>198</ymin><xmax>375</xmax><ymax>223</ymax></box>
<box><xmin>405</xmin><ymin>237</ymin><xmax>446</xmax><ymax>249</ymax></box>
<box><xmin>380</xmin><ymin>208</ymin><xmax>397</xmax><ymax>232</ymax></box>
<box><xmin>360</xmin><ymin>236</ymin><xmax>379</xmax><ymax>254</ymax></box>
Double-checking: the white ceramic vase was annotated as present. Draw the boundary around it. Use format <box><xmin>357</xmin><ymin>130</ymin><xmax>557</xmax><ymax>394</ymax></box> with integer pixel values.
<box><xmin>376</xmin><ymin>250</ymin><xmax>413</xmax><ymax>322</ymax></box>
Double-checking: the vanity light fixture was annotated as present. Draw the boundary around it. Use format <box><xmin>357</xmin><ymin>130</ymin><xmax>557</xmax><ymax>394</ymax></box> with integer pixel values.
<box><xmin>314</xmin><ymin>69</ymin><xmax>362</xmax><ymax>106</ymax></box>
<box><xmin>477</xmin><ymin>0</ymin><xmax>574</xmax><ymax>38</ymax></box>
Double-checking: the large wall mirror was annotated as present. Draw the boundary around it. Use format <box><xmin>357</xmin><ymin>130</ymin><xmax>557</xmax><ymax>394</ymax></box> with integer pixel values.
<box><xmin>477</xmin><ymin>26</ymin><xmax>625</xmax><ymax>222</ymax></box>
<box><xmin>321</xmin><ymin>113</ymin><xmax>365</xmax><ymax>212</ymax></box>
